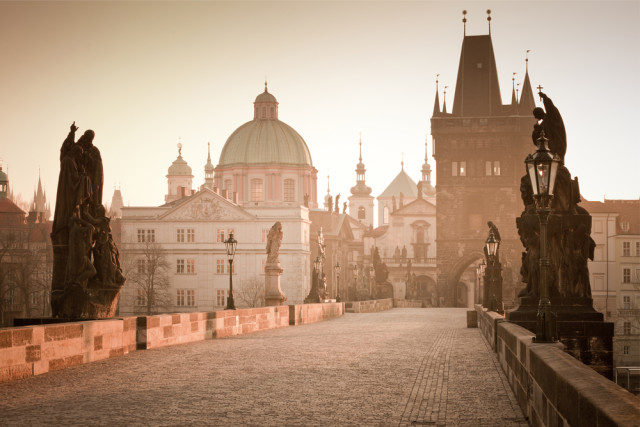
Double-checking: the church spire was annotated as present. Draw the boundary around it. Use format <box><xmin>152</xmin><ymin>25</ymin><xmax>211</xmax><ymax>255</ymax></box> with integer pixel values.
<box><xmin>519</xmin><ymin>50</ymin><xmax>536</xmax><ymax>115</ymax></box>
<box><xmin>442</xmin><ymin>86</ymin><xmax>448</xmax><ymax>114</ymax></box>
<box><xmin>351</xmin><ymin>135</ymin><xmax>372</xmax><ymax>197</ymax></box>
<box><xmin>511</xmin><ymin>72</ymin><xmax>517</xmax><ymax>106</ymax></box>
<box><xmin>204</xmin><ymin>141</ymin><xmax>214</xmax><ymax>189</ymax></box>
<box><xmin>432</xmin><ymin>75</ymin><xmax>441</xmax><ymax>117</ymax></box>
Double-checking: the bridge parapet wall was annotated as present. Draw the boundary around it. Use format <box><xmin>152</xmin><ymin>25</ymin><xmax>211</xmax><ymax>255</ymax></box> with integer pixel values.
<box><xmin>347</xmin><ymin>298</ymin><xmax>394</xmax><ymax>313</ymax></box>
<box><xmin>475</xmin><ymin>306</ymin><xmax>640</xmax><ymax>426</ymax></box>
<box><xmin>0</xmin><ymin>303</ymin><xmax>343</xmax><ymax>383</ymax></box>
<box><xmin>0</xmin><ymin>317</ymin><xmax>137</xmax><ymax>383</ymax></box>
<box><xmin>394</xmin><ymin>299</ymin><xmax>424</xmax><ymax>308</ymax></box>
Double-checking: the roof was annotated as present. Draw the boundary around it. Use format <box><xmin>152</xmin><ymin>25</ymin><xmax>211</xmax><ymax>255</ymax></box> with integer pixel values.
<box><xmin>582</xmin><ymin>198</ymin><xmax>640</xmax><ymax>234</ymax></box>
<box><xmin>451</xmin><ymin>35</ymin><xmax>502</xmax><ymax>117</ymax></box>
<box><xmin>167</xmin><ymin>154</ymin><xmax>193</xmax><ymax>176</ymax></box>
<box><xmin>0</xmin><ymin>197</ymin><xmax>25</xmax><ymax>214</ymax></box>
<box><xmin>364</xmin><ymin>225</ymin><xmax>389</xmax><ymax>238</ymax></box>
<box><xmin>378</xmin><ymin>169</ymin><xmax>418</xmax><ymax>198</ymax></box>
<box><xmin>218</xmin><ymin>118</ymin><xmax>313</xmax><ymax>167</ymax></box>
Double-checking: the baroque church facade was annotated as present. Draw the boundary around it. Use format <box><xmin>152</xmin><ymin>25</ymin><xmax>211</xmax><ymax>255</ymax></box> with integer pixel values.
<box><xmin>118</xmin><ymin>85</ymin><xmax>316</xmax><ymax>314</ymax></box>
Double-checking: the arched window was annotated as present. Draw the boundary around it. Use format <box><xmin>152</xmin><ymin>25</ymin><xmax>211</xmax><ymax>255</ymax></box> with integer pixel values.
<box><xmin>283</xmin><ymin>179</ymin><xmax>295</xmax><ymax>202</ymax></box>
<box><xmin>358</xmin><ymin>206</ymin><xmax>366</xmax><ymax>219</ymax></box>
<box><xmin>250</xmin><ymin>179</ymin><xmax>263</xmax><ymax>201</ymax></box>
<box><xmin>270</xmin><ymin>107</ymin><xmax>275</xmax><ymax>118</ymax></box>
<box><xmin>224</xmin><ymin>179</ymin><xmax>232</xmax><ymax>192</ymax></box>
<box><xmin>383</xmin><ymin>206</ymin><xmax>389</xmax><ymax>224</ymax></box>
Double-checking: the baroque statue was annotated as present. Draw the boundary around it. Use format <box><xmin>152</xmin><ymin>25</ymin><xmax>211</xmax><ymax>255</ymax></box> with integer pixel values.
<box><xmin>516</xmin><ymin>94</ymin><xmax>595</xmax><ymax>301</ymax></box>
<box><xmin>265</xmin><ymin>221</ymin><xmax>283</xmax><ymax>264</ymax></box>
<box><xmin>51</xmin><ymin>122</ymin><xmax>125</xmax><ymax>319</ymax></box>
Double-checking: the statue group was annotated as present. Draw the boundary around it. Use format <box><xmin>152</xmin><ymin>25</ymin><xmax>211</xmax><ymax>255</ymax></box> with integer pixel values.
<box><xmin>516</xmin><ymin>93</ymin><xmax>595</xmax><ymax>302</ymax></box>
<box><xmin>50</xmin><ymin>122</ymin><xmax>125</xmax><ymax>319</ymax></box>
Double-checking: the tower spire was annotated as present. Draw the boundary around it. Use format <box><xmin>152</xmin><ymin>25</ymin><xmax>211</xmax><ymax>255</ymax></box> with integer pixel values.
<box><xmin>442</xmin><ymin>86</ymin><xmax>448</xmax><ymax>114</ymax></box>
<box><xmin>359</xmin><ymin>132</ymin><xmax>363</xmax><ymax>162</ymax></box>
<box><xmin>487</xmin><ymin>9</ymin><xmax>492</xmax><ymax>35</ymax></box>
<box><xmin>519</xmin><ymin>50</ymin><xmax>536</xmax><ymax>114</ymax></box>
<box><xmin>511</xmin><ymin>72</ymin><xmax>517</xmax><ymax>106</ymax></box>
<box><xmin>432</xmin><ymin>74</ymin><xmax>441</xmax><ymax>117</ymax></box>
<box><xmin>462</xmin><ymin>10</ymin><xmax>467</xmax><ymax>36</ymax></box>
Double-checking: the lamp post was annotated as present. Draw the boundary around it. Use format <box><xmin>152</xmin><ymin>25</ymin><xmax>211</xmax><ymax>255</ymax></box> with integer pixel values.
<box><xmin>352</xmin><ymin>264</ymin><xmax>358</xmax><ymax>301</ymax></box>
<box><xmin>526</xmin><ymin>130</ymin><xmax>560</xmax><ymax>343</ymax></box>
<box><xmin>478</xmin><ymin>260</ymin><xmax>486</xmax><ymax>305</ymax></box>
<box><xmin>369</xmin><ymin>265</ymin><xmax>374</xmax><ymax>299</ymax></box>
<box><xmin>335</xmin><ymin>262</ymin><xmax>341</xmax><ymax>302</ymax></box>
<box><xmin>484</xmin><ymin>230</ymin><xmax>500</xmax><ymax>312</ymax></box>
<box><xmin>224</xmin><ymin>232</ymin><xmax>237</xmax><ymax>310</ymax></box>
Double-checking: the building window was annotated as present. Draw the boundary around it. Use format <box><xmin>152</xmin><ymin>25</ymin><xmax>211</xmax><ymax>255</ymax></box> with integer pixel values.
<box><xmin>224</xmin><ymin>179</ymin><xmax>232</xmax><ymax>192</ymax></box>
<box><xmin>493</xmin><ymin>161</ymin><xmax>501</xmax><ymax>176</ymax></box>
<box><xmin>137</xmin><ymin>229</ymin><xmax>155</xmax><ymax>242</ymax></box>
<box><xmin>136</xmin><ymin>289</ymin><xmax>146</xmax><ymax>306</ymax></box>
<box><xmin>485</xmin><ymin>161</ymin><xmax>492</xmax><ymax>176</ymax></box>
<box><xmin>31</xmin><ymin>291</ymin><xmax>41</xmax><ymax>306</ymax></box>
<box><xmin>176</xmin><ymin>290</ymin><xmax>185</xmax><ymax>306</ymax></box>
<box><xmin>459</xmin><ymin>161</ymin><xmax>466</xmax><ymax>176</ymax></box>
<box><xmin>187</xmin><ymin>229</ymin><xmax>195</xmax><ymax>243</ymax></box>
<box><xmin>216</xmin><ymin>259</ymin><xmax>225</xmax><ymax>274</ymax></box>
<box><xmin>623</xmin><ymin>268</ymin><xmax>631</xmax><ymax>283</ymax></box>
<box><xmin>623</xmin><ymin>295</ymin><xmax>631</xmax><ymax>309</ymax></box>
<box><xmin>383</xmin><ymin>206</ymin><xmax>389</xmax><ymax>224</ymax></box>
<box><xmin>137</xmin><ymin>259</ymin><xmax>147</xmax><ymax>274</ymax></box>
<box><xmin>216</xmin><ymin>289</ymin><xmax>228</xmax><ymax>306</ymax></box>
<box><xmin>227</xmin><ymin>228</ymin><xmax>234</xmax><ymax>237</ymax></box>
<box><xmin>217</xmin><ymin>229</ymin><xmax>225</xmax><ymax>243</ymax></box>
<box><xmin>251</xmin><ymin>178</ymin><xmax>263</xmax><ymax>201</ymax></box>
<box><xmin>137</xmin><ymin>229</ymin><xmax>145</xmax><ymax>243</ymax></box>
<box><xmin>176</xmin><ymin>259</ymin><xmax>185</xmax><ymax>274</ymax></box>
<box><xmin>7</xmin><ymin>289</ymin><xmax>16</xmax><ymax>305</ymax></box>
<box><xmin>451</xmin><ymin>161</ymin><xmax>458</xmax><ymax>177</ymax></box>
<box><xmin>358</xmin><ymin>206</ymin><xmax>366</xmax><ymax>219</ymax></box>
<box><xmin>187</xmin><ymin>259</ymin><xmax>195</xmax><ymax>274</ymax></box>
<box><xmin>187</xmin><ymin>290</ymin><xmax>195</xmax><ymax>306</ymax></box>
<box><xmin>624</xmin><ymin>345</ymin><xmax>630</xmax><ymax>355</ymax></box>
<box><xmin>623</xmin><ymin>322</ymin><xmax>631</xmax><ymax>335</ymax></box>
<box><xmin>284</xmin><ymin>179</ymin><xmax>295</xmax><ymax>202</ymax></box>
<box><xmin>621</xmin><ymin>221</ymin><xmax>630</xmax><ymax>232</ymax></box>
<box><xmin>177</xmin><ymin>229</ymin><xmax>185</xmax><ymax>242</ymax></box>
<box><xmin>623</xmin><ymin>242</ymin><xmax>631</xmax><ymax>257</ymax></box>
<box><xmin>636</xmin><ymin>242</ymin><xmax>640</xmax><ymax>256</ymax></box>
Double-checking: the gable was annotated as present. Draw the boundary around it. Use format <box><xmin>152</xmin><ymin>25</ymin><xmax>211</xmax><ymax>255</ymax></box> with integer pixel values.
<box><xmin>159</xmin><ymin>189</ymin><xmax>255</xmax><ymax>221</ymax></box>
<box><xmin>393</xmin><ymin>198</ymin><xmax>436</xmax><ymax>216</ymax></box>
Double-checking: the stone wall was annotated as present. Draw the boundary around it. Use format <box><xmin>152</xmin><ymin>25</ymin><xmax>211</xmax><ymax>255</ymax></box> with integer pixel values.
<box><xmin>0</xmin><ymin>317</ymin><xmax>137</xmax><ymax>383</ymax></box>
<box><xmin>346</xmin><ymin>298</ymin><xmax>394</xmax><ymax>313</ymax></box>
<box><xmin>475</xmin><ymin>306</ymin><xmax>640</xmax><ymax>426</ymax></box>
<box><xmin>394</xmin><ymin>299</ymin><xmax>424</xmax><ymax>308</ymax></box>
<box><xmin>0</xmin><ymin>303</ymin><xmax>343</xmax><ymax>383</ymax></box>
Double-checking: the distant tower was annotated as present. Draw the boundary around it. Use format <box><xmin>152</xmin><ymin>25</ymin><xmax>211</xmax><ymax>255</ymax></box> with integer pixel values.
<box><xmin>419</xmin><ymin>138</ymin><xmax>436</xmax><ymax>202</ymax></box>
<box><xmin>203</xmin><ymin>142</ymin><xmax>215</xmax><ymax>190</ymax></box>
<box><xmin>30</xmin><ymin>171</ymin><xmax>49</xmax><ymax>222</ymax></box>
<box><xmin>0</xmin><ymin>165</ymin><xmax>8</xmax><ymax>199</ymax></box>
<box><xmin>348</xmin><ymin>136</ymin><xmax>374</xmax><ymax>226</ymax></box>
<box><xmin>430</xmin><ymin>12</ymin><xmax>536</xmax><ymax>307</ymax></box>
<box><xmin>110</xmin><ymin>187</ymin><xmax>124</xmax><ymax>218</ymax></box>
<box><xmin>376</xmin><ymin>160</ymin><xmax>418</xmax><ymax>227</ymax></box>
<box><xmin>165</xmin><ymin>143</ymin><xmax>194</xmax><ymax>204</ymax></box>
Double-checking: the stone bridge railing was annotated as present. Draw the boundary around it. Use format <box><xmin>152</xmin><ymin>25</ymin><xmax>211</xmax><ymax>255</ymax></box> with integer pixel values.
<box><xmin>0</xmin><ymin>302</ymin><xmax>343</xmax><ymax>383</ymax></box>
<box><xmin>474</xmin><ymin>305</ymin><xmax>640</xmax><ymax>426</ymax></box>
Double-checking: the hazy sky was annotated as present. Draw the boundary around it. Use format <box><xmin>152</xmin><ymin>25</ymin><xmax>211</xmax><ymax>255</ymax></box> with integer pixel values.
<box><xmin>1</xmin><ymin>1</ymin><xmax>638</xmax><ymax>216</ymax></box>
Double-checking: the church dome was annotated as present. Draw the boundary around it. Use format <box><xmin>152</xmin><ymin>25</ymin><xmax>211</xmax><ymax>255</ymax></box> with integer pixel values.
<box><xmin>167</xmin><ymin>146</ymin><xmax>193</xmax><ymax>176</ymax></box>
<box><xmin>218</xmin><ymin>85</ymin><xmax>313</xmax><ymax>167</ymax></box>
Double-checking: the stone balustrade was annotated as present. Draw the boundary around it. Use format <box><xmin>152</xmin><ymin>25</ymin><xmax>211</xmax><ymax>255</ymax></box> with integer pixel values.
<box><xmin>346</xmin><ymin>298</ymin><xmax>394</xmax><ymax>313</ymax></box>
<box><xmin>475</xmin><ymin>305</ymin><xmax>640</xmax><ymax>426</ymax></box>
<box><xmin>0</xmin><ymin>302</ymin><xmax>343</xmax><ymax>383</ymax></box>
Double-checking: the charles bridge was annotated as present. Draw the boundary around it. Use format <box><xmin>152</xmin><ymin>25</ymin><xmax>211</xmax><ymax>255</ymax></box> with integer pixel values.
<box><xmin>1</xmin><ymin>302</ymin><xmax>639</xmax><ymax>426</ymax></box>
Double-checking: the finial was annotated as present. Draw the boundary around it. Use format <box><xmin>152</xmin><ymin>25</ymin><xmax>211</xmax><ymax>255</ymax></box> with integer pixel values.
<box><xmin>424</xmin><ymin>135</ymin><xmax>428</xmax><ymax>162</ymax></box>
<box><xmin>516</xmin><ymin>83</ymin><xmax>520</xmax><ymax>103</ymax></box>
<box><xmin>359</xmin><ymin>133</ymin><xmax>363</xmax><ymax>162</ymax></box>
<box><xmin>537</xmin><ymin>85</ymin><xmax>543</xmax><ymax>100</ymax></box>
<box><xmin>177</xmin><ymin>138</ymin><xmax>182</xmax><ymax>156</ymax></box>
<box><xmin>327</xmin><ymin>175</ymin><xmax>330</xmax><ymax>193</ymax></box>
<box><xmin>401</xmin><ymin>153</ymin><xmax>404</xmax><ymax>171</ymax></box>
<box><xmin>264</xmin><ymin>79</ymin><xmax>268</xmax><ymax>92</ymax></box>
<box><xmin>486</xmin><ymin>9</ymin><xmax>492</xmax><ymax>34</ymax></box>
<box><xmin>462</xmin><ymin>10</ymin><xmax>467</xmax><ymax>36</ymax></box>
<box><xmin>436</xmin><ymin>73</ymin><xmax>439</xmax><ymax>90</ymax></box>
<box><xmin>526</xmin><ymin>50</ymin><xmax>531</xmax><ymax>73</ymax></box>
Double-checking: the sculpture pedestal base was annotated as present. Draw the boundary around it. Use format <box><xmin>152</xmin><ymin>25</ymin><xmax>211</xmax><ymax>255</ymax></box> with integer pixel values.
<box><xmin>264</xmin><ymin>263</ymin><xmax>286</xmax><ymax>306</ymax></box>
<box><xmin>507</xmin><ymin>296</ymin><xmax>614</xmax><ymax>379</ymax></box>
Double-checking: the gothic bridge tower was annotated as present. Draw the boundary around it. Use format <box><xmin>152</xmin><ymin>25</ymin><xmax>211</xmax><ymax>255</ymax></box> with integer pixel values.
<box><xmin>431</xmin><ymin>12</ymin><xmax>536</xmax><ymax>307</ymax></box>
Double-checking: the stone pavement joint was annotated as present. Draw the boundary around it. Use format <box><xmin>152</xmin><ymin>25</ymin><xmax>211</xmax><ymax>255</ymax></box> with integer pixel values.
<box><xmin>0</xmin><ymin>308</ymin><xmax>527</xmax><ymax>426</ymax></box>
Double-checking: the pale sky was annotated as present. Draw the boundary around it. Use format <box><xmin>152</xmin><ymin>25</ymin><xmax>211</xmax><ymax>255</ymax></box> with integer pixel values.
<box><xmin>1</xmin><ymin>1</ymin><xmax>638</xmax><ymax>218</ymax></box>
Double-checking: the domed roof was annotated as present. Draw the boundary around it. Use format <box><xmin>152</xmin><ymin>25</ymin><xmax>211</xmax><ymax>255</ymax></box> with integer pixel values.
<box><xmin>219</xmin><ymin>119</ymin><xmax>312</xmax><ymax>166</ymax></box>
<box><xmin>218</xmin><ymin>85</ymin><xmax>312</xmax><ymax>167</ymax></box>
<box><xmin>167</xmin><ymin>146</ymin><xmax>193</xmax><ymax>176</ymax></box>
<box><xmin>0</xmin><ymin>167</ymin><xmax>7</xmax><ymax>183</ymax></box>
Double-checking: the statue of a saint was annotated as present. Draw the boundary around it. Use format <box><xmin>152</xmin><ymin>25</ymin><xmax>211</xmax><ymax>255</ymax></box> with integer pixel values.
<box><xmin>265</xmin><ymin>221</ymin><xmax>283</xmax><ymax>264</ymax></box>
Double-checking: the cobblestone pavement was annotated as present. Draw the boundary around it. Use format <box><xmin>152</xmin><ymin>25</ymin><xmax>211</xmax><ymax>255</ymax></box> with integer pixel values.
<box><xmin>0</xmin><ymin>308</ymin><xmax>527</xmax><ymax>426</ymax></box>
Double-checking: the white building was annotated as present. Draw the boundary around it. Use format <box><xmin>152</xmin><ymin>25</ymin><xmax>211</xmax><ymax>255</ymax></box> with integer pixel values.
<box><xmin>118</xmin><ymin>84</ymin><xmax>316</xmax><ymax>314</ymax></box>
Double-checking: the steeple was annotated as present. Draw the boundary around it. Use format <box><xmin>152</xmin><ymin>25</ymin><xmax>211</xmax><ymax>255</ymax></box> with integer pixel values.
<box><xmin>511</xmin><ymin>72</ymin><xmax>517</xmax><ymax>106</ymax></box>
<box><xmin>519</xmin><ymin>50</ymin><xmax>536</xmax><ymax>115</ymax></box>
<box><xmin>203</xmin><ymin>142</ymin><xmax>214</xmax><ymax>189</ymax></box>
<box><xmin>432</xmin><ymin>75</ymin><xmax>441</xmax><ymax>117</ymax></box>
<box><xmin>350</xmin><ymin>135</ymin><xmax>372</xmax><ymax>197</ymax></box>
<box><xmin>442</xmin><ymin>86</ymin><xmax>448</xmax><ymax>114</ymax></box>
<box><xmin>420</xmin><ymin>137</ymin><xmax>436</xmax><ymax>199</ymax></box>
<box><xmin>451</xmin><ymin>12</ymin><xmax>502</xmax><ymax>117</ymax></box>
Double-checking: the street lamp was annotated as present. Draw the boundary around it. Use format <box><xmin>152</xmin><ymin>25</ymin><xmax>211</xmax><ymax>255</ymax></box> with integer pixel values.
<box><xmin>526</xmin><ymin>130</ymin><xmax>560</xmax><ymax>342</ymax></box>
<box><xmin>353</xmin><ymin>264</ymin><xmax>359</xmax><ymax>300</ymax></box>
<box><xmin>334</xmin><ymin>262</ymin><xmax>341</xmax><ymax>302</ymax></box>
<box><xmin>478</xmin><ymin>260</ymin><xmax>486</xmax><ymax>305</ymax></box>
<box><xmin>224</xmin><ymin>232</ymin><xmax>237</xmax><ymax>310</ymax></box>
<box><xmin>484</xmin><ymin>230</ymin><xmax>500</xmax><ymax>312</ymax></box>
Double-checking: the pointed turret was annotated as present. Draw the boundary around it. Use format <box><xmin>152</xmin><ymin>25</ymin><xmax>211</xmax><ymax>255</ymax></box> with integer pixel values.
<box><xmin>203</xmin><ymin>142</ymin><xmax>214</xmax><ymax>189</ymax></box>
<box><xmin>519</xmin><ymin>67</ymin><xmax>536</xmax><ymax>115</ymax></box>
<box><xmin>350</xmin><ymin>135</ymin><xmax>372</xmax><ymax>197</ymax></box>
<box><xmin>442</xmin><ymin>86</ymin><xmax>448</xmax><ymax>114</ymax></box>
<box><xmin>432</xmin><ymin>76</ymin><xmax>441</xmax><ymax>117</ymax></box>
<box><xmin>420</xmin><ymin>138</ymin><xmax>436</xmax><ymax>199</ymax></box>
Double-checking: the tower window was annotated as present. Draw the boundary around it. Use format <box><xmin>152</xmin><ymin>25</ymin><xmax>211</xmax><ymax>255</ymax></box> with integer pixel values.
<box><xmin>383</xmin><ymin>206</ymin><xmax>389</xmax><ymax>224</ymax></box>
<box><xmin>358</xmin><ymin>206</ymin><xmax>366</xmax><ymax>220</ymax></box>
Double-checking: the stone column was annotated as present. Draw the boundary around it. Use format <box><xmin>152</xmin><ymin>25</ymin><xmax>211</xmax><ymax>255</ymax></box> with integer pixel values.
<box><xmin>264</xmin><ymin>262</ymin><xmax>286</xmax><ymax>306</ymax></box>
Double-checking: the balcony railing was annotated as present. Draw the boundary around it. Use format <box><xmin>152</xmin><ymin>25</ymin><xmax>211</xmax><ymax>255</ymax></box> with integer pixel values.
<box><xmin>618</xmin><ymin>308</ymin><xmax>640</xmax><ymax>317</ymax></box>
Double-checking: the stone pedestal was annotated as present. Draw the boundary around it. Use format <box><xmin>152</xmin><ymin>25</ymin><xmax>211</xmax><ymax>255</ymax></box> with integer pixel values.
<box><xmin>507</xmin><ymin>296</ymin><xmax>614</xmax><ymax>379</ymax></box>
<box><xmin>264</xmin><ymin>262</ymin><xmax>286</xmax><ymax>306</ymax></box>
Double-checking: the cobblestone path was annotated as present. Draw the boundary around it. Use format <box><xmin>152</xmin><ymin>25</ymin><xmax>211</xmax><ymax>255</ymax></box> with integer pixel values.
<box><xmin>0</xmin><ymin>308</ymin><xmax>527</xmax><ymax>426</ymax></box>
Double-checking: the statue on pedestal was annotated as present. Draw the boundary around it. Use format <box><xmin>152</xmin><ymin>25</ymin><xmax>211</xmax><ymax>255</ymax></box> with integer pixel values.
<box><xmin>51</xmin><ymin>122</ymin><xmax>125</xmax><ymax>319</ymax></box>
<box><xmin>264</xmin><ymin>221</ymin><xmax>286</xmax><ymax>306</ymax></box>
